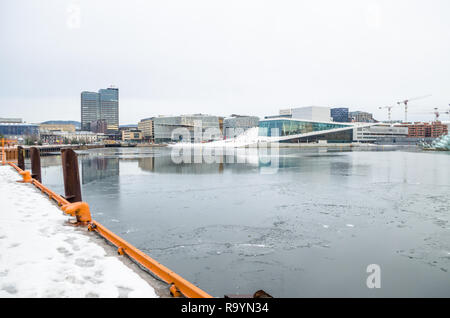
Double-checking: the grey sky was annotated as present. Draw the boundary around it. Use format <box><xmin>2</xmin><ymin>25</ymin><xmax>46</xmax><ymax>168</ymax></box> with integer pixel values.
<box><xmin>1</xmin><ymin>0</ymin><xmax>449</xmax><ymax>124</ymax></box>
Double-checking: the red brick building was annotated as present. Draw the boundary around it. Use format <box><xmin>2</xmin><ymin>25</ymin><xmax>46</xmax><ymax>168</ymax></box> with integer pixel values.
<box><xmin>399</xmin><ymin>121</ymin><xmax>448</xmax><ymax>138</ymax></box>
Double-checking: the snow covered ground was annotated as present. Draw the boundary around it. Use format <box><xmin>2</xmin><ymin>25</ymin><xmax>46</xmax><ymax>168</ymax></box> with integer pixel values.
<box><xmin>0</xmin><ymin>165</ymin><xmax>158</xmax><ymax>298</ymax></box>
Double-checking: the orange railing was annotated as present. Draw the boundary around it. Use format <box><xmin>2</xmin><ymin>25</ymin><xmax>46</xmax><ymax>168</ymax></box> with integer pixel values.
<box><xmin>6</xmin><ymin>161</ymin><xmax>213</xmax><ymax>298</ymax></box>
<box><xmin>1</xmin><ymin>138</ymin><xmax>18</xmax><ymax>164</ymax></box>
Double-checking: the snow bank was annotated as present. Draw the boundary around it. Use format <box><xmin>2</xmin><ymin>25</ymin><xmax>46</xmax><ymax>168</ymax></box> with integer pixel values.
<box><xmin>0</xmin><ymin>165</ymin><xmax>158</xmax><ymax>298</ymax></box>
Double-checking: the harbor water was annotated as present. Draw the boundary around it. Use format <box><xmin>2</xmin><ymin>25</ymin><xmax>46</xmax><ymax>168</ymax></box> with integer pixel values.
<box><xmin>35</xmin><ymin>146</ymin><xmax>450</xmax><ymax>297</ymax></box>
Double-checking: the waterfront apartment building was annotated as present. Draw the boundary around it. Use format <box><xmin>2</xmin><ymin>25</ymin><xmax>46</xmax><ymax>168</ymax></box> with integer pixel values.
<box><xmin>81</xmin><ymin>87</ymin><xmax>119</xmax><ymax>133</ymax></box>
<box><xmin>400</xmin><ymin>121</ymin><xmax>448</xmax><ymax>138</ymax></box>
<box><xmin>223</xmin><ymin>115</ymin><xmax>259</xmax><ymax>139</ymax></box>
<box><xmin>153</xmin><ymin>114</ymin><xmax>221</xmax><ymax>143</ymax></box>
<box><xmin>138</xmin><ymin>118</ymin><xmax>154</xmax><ymax>141</ymax></box>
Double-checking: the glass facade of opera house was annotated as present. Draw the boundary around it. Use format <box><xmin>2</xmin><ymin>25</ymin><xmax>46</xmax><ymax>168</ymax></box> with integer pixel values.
<box><xmin>259</xmin><ymin>119</ymin><xmax>354</xmax><ymax>143</ymax></box>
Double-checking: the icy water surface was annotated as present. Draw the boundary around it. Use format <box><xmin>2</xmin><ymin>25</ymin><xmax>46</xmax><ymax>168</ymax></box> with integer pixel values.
<box><xmin>36</xmin><ymin>147</ymin><xmax>450</xmax><ymax>297</ymax></box>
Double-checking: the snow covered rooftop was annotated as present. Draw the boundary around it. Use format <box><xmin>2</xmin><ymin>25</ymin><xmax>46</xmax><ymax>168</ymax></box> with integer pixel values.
<box><xmin>0</xmin><ymin>165</ymin><xmax>159</xmax><ymax>298</ymax></box>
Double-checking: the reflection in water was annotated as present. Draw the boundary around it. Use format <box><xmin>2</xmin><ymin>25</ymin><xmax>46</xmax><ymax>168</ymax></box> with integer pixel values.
<box><xmin>136</xmin><ymin>148</ymin><xmax>355</xmax><ymax>175</ymax></box>
<box><xmin>82</xmin><ymin>157</ymin><xmax>120</xmax><ymax>184</ymax></box>
<box><xmin>138</xmin><ymin>155</ymin><xmax>227</xmax><ymax>174</ymax></box>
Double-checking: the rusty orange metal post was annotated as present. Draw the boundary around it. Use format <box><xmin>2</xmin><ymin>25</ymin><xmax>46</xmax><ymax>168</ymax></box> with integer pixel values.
<box><xmin>30</xmin><ymin>147</ymin><xmax>42</xmax><ymax>183</ymax></box>
<box><xmin>17</xmin><ymin>146</ymin><xmax>25</xmax><ymax>170</ymax></box>
<box><xmin>6</xmin><ymin>148</ymin><xmax>18</xmax><ymax>162</ymax></box>
<box><xmin>61</xmin><ymin>148</ymin><xmax>82</xmax><ymax>203</ymax></box>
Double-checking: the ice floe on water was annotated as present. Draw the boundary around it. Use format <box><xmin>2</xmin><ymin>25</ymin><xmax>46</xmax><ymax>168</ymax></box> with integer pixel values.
<box><xmin>0</xmin><ymin>166</ymin><xmax>158</xmax><ymax>298</ymax></box>
<box><xmin>238</xmin><ymin>244</ymin><xmax>266</xmax><ymax>248</ymax></box>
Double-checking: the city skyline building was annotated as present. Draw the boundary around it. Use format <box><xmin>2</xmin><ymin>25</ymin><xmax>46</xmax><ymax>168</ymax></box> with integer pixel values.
<box><xmin>81</xmin><ymin>87</ymin><xmax>119</xmax><ymax>133</ymax></box>
<box><xmin>349</xmin><ymin>111</ymin><xmax>375</xmax><ymax>123</ymax></box>
<box><xmin>90</xmin><ymin>119</ymin><xmax>108</xmax><ymax>134</ymax></box>
<box><xmin>153</xmin><ymin>114</ymin><xmax>221</xmax><ymax>143</ymax></box>
<box><xmin>81</xmin><ymin>91</ymin><xmax>100</xmax><ymax>131</ymax></box>
<box><xmin>223</xmin><ymin>114</ymin><xmax>259</xmax><ymax>139</ymax></box>
<box><xmin>0</xmin><ymin>122</ymin><xmax>40</xmax><ymax>139</ymax></box>
<box><xmin>399</xmin><ymin>121</ymin><xmax>448</xmax><ymax>138</ymax></box>
<box><xmin>99</xmin><ymin>88</ymin><xmax>119</xmax><ymax>132</ymax></box>
<box><xmin>331</xmin><ymin>108</ymin><xmax>350</xmax><ymax>122</ymax></box>
<box><xmin>138</xmin><ymin>118</ymin><xmax>154</xmax><ymax>142</ymax></box>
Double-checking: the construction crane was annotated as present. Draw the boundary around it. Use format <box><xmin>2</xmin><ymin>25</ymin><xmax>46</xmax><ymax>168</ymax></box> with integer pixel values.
<box><xmin>396</xmin><ymin>94</ymin><xmax>432</xmax><ymax>123</ymax></box>
<box><xmin>438</xmin><ymin>105</ymin><xmax>450</xmax><ymax>121</ymax></box>
<box><xmin>378</xmin><ymin>105</ymin><xmax>396</xmax><ymax>122</ymax></box>
<box><xmin>431</xmin><ymin>107</ymin><xmax>448</xmax><ymax>121</ymax></box>
<box><xmin>411</xmin><ymin>106</ymin><xmax>450</xmax><ymax>122</ymax></box>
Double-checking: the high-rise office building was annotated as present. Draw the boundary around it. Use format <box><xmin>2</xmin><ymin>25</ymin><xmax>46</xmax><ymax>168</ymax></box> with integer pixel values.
<box><xmin>81</xmin><ymin>91</ymin><xmax>100</xmax><ymax>131</ymax></box>
<box><xmin>99</xmin><ymin>88</ymin><xmax>119</xmax><ymax>132</ymax></box>
<box><xmin>81</xmin><ymin>87</ymin><xmax>119</xmax><ymax>132</ymax></box>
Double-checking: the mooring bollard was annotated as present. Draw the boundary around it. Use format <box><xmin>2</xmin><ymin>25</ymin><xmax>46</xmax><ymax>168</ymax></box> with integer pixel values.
<box><xmin>61</xmin><ymin>202</ymin><xmax>92</xmax><ymax>224</ymax></box>
<box><xmin>17</xmin><ymin>146</ymin><xmax>25</xmax><ymax>170</ymax></box>
<box><xmin>61</xmin><ymin>148</ymin><xmax>82</xmax><ymax>203</ymax></box>
<box><xmin>30</xmin><ymin>147</ymin><xmax>42</xmax><ymax>183</ymax></box>
<box><xmin>18</xmin><ymin>170</ymin><xmax>33</xmax><ymax>183</ymax></box>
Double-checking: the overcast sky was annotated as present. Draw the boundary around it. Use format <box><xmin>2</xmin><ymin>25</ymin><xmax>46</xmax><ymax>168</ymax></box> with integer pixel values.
<box><xmin>1</xmin><ymin>0</ymin><xmax>449</xmax><ymax>124</ymax></box>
